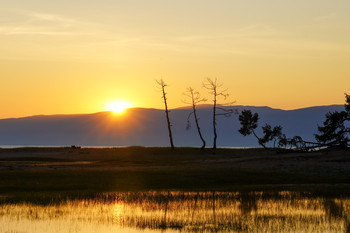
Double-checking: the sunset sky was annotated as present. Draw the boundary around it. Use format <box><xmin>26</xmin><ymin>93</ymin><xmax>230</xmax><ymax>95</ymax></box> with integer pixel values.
<box><xmin>1</xmin><ymin>0</ymin><xmax>350</xmax><ymax>118</ymax></box>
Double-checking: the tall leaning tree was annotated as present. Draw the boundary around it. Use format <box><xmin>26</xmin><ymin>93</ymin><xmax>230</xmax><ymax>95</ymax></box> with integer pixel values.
<box><xmin>203</xmin><ymin>78</ymin><xmax>235</xmax><ymax>150</ymax></box>
<box><xmin>184</xmin><ymin>87</ymin><xmax>207</xmax><ymax>150</ymax></box>
<box><xmin>156</xmin><ymin>79</ymin><xmax>175</xmax><ymax>150</ymax></box>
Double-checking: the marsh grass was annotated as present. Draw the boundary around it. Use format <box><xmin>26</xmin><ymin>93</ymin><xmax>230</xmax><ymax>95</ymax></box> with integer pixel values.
<box><xmin>1</xmin><ymin>191</ymin><xmax>350</xmax><ymax>233</ymax></box>
<box><xmin>1</xmin><ymin>147</ymin><xmax>350</xmax><ymax>232</ymax></box>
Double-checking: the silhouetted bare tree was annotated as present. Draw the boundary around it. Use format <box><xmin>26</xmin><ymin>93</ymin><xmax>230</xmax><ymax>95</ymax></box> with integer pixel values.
<box><xmin>203</xmin><ymin>78</ymin><xmax>235</xmax><ymax>150</ymax></box>
<box><xmin>184</xmin><ymin>87</ymin><xmax>207</xmax><ymax>150</ymax></box>
<box><xmin>156</xmin><ymin>79</ymin><xmax>175</xmax><ymax>150</ymax></box>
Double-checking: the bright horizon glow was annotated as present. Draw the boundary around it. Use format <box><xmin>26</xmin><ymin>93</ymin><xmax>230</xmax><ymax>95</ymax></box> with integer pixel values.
<box><xmin>105</xmin><ymin>101</ymin><xmax>132</xmax><ymax>114</ymax></box>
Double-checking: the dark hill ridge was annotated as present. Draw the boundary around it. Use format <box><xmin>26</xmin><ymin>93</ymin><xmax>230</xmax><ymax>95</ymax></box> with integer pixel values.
<box><xmin>0</xmin><ymin>105</ymin><xmax>345</xmax><ymax>147</ymax></box>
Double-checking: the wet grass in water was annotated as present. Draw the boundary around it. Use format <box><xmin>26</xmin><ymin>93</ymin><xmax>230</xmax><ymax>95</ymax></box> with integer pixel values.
<box><xmin>1</xmin><ymin>191</ymin><xmax>350</xmax><ymax>233</ymax></box>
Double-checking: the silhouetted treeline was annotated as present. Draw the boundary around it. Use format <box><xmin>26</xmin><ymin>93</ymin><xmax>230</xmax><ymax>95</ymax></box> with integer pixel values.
<box><xmin>157</xmin><ymin>78</ymin><xmax>350</xmax><ymax>152</ymax></box>
<box><xmin>238</xmin><ymin>94</ymin><xmax>350</xmax><ymax>152</ymax></box>
<box><xmin>157</xmin><ymin>78</ymin><xmax>349</xmax><ymax>152</ymax></box>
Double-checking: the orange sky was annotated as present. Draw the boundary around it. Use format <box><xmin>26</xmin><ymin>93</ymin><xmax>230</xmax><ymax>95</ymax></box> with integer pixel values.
<box><xmin>1</xmin><ymin>0</ymin><xmax>350</xmax><ymax>118</ymax></box>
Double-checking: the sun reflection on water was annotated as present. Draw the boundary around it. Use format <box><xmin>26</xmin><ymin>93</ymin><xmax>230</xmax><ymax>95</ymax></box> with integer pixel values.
<box><xmin>114</xmin><ymin>202</ymin><xmax>124</xmax><ymax>225</ymax></box>
<box><xmin>1</xmin><ymin>191</ymin><xmax>350</xmax><ymax>233</ymax></box>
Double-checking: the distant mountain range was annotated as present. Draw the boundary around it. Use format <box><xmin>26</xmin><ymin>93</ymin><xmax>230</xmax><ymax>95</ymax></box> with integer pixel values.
<box><xmin>0</xmin><ymin>105</ymin><xmax>345</xmax><ymax>147</ymax></box>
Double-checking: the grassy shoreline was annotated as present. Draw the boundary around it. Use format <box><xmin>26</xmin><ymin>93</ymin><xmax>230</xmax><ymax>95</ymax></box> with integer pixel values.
<box><xmin>1</xmin><ymin>147</ymin><xmax>350</xmax><ymax>202</ymax></box>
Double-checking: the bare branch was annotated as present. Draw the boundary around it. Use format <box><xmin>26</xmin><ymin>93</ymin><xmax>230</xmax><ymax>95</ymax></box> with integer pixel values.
<box><xmin>215</xmin><ymin>107</ymin><xmax>236</xmax><ymax>117</ymax></box>
<box><xmin>186</xmin><ymin>111</ymin><xmax>194</xmax><ymax>130</ymax></box>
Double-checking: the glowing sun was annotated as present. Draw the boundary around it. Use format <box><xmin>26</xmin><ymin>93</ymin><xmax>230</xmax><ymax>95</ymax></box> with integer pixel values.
<box><xmin>105</xmin><ymin>101</ymin><xmax>131</xmax><ymax>113</ymax></box>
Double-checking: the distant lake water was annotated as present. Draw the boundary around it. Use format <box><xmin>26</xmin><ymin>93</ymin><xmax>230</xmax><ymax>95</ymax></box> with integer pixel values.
<box><xmin>0</xmin><ymin>145</ymin><xmax>253</xmax><ymax>149</ymax></box>
<box><xmin>0</xmin><ymin>145</ymin><xmax>130</xmax><ymax>148</ymax></box>
<box><xmin>1</xmin><ymin>191</ymin><xmax>350</xmax><ymax>233</ymax></box>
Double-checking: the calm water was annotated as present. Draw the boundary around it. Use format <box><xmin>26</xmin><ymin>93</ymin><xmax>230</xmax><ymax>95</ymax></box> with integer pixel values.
<box><xmin>1</xmin><ymin>191</ymin><xmax>350</xmax><ymax>233</ymax></box>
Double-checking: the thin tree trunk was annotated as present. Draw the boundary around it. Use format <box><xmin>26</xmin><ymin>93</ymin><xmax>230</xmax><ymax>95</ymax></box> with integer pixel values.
<box><xmin>203</xmin><ymin>78</ymin><xmax>231</xmax><ymax>151</ymax></box>
<box><xmin>161</xmin><ymin>85</ymin><xmax>175</xmax><ymax>150</ymax></box>
<box><xmin>213</xmin><ymin>91</ymin><xmax>217</xmax><ymax>150</ymax></box>
<box><xmin>193</xmin><ymin>108</ymin><xmax>206</xmax><ymax>150</ymax></box>
<box><xmin>191</xmin><ymin>93</ymin><xmax>206</xmax><ymax>150</ymax></box>
<box><xmin>252</xmin><ymin>130</ymin><xmax>267</xmax><ymax>149</ymax></box>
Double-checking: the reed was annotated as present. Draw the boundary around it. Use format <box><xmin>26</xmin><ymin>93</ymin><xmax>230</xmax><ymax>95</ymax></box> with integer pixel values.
<box><xmin>1</xmin><ymin>191</ymin><xmax>349</xmax><ymax>233</ymax></box>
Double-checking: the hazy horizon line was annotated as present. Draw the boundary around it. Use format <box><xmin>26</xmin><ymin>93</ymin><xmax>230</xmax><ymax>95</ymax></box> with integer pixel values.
<box><xmin>0</xmin><ymin>103</ymin><xmax>344</xmax><ymax>120</ymax></box>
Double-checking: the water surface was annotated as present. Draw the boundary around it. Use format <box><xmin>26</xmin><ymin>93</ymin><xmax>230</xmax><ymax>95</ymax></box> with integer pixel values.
<box><xmin>1</xmin><ymin>191</ymin><xmax>350</xmax><ymax>233</ymax></box>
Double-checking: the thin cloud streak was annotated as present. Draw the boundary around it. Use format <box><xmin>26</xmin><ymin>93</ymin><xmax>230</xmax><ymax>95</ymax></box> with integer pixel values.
<box><xmin>0</xmin><ymin>9</ymin><xmax>101</xmax><ymax>36</ymax></box>
<box><xmin>0</xmin><ymin>26</ymin><xmax>92</xmax><ymax>36</ymax></box>
<box><xmin>28</xmin><ymin>12</ymin><xmax>79</xmax><ymax>24</ymax></box>
<box><xmin>312</xmin><ymin>13</ymin><xmax>337</xmax><ymax>22</ymax></box>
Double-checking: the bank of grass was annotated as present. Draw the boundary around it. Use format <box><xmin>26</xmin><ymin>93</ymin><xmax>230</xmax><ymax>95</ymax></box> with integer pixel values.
<box><xmin>0</xmin><ymin>146</ymin><xmax>269</xmax><ymax>161</ymax></box>
<box><xmin>0</xmin><ymin>147</ymin><xmax>350</xmax><ymax>203</ymax></box>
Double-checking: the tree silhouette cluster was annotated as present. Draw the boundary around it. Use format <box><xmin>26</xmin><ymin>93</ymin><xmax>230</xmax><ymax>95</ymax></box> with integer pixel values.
<box><xmin>157</xmin><ymin>76</ymin><xmax>349</xmax><ymax>152</ymax></box>
<box><xmin>315</xmin><ymin>94</ymin><xmax>350</xmax><ymax>149</ymax></box>
<box><xmin>157</xmin><ymin>78</ymin><xmax>235</xmax><ymax>150</ymax></box>
<box><xmin>238</xmin><ymin>110</ymin><xmax>286</xmax><ymax>150</ymax></box>
<box><xmin>238</xmin><ymin>94</ymin><xmax>350</xmax><ymax>152</ymax></box>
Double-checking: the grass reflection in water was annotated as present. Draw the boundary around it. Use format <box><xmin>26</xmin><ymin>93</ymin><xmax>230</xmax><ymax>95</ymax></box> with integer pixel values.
<box><xmin>1</xmin><ymin>191</ymin><xmax>350</xmax><ymax>233</ymax></box>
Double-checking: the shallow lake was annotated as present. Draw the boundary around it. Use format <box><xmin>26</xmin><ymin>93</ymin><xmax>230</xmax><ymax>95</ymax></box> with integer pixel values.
<box><xmin>1</xmin><ymin>191</ymin><xmax>350</xmax><ymax>233</ymax></box>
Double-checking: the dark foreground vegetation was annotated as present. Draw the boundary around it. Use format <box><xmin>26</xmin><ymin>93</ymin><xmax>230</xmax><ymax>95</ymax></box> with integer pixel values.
<box><xmin>238</xmin><ymin>93</ymin><xmax>350</xmax><ymax>152</ymax></box>
<box><xmin>0</xmin><ymin>147</ymin><xmax>350</xmax><ymax>203</ymax></box>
